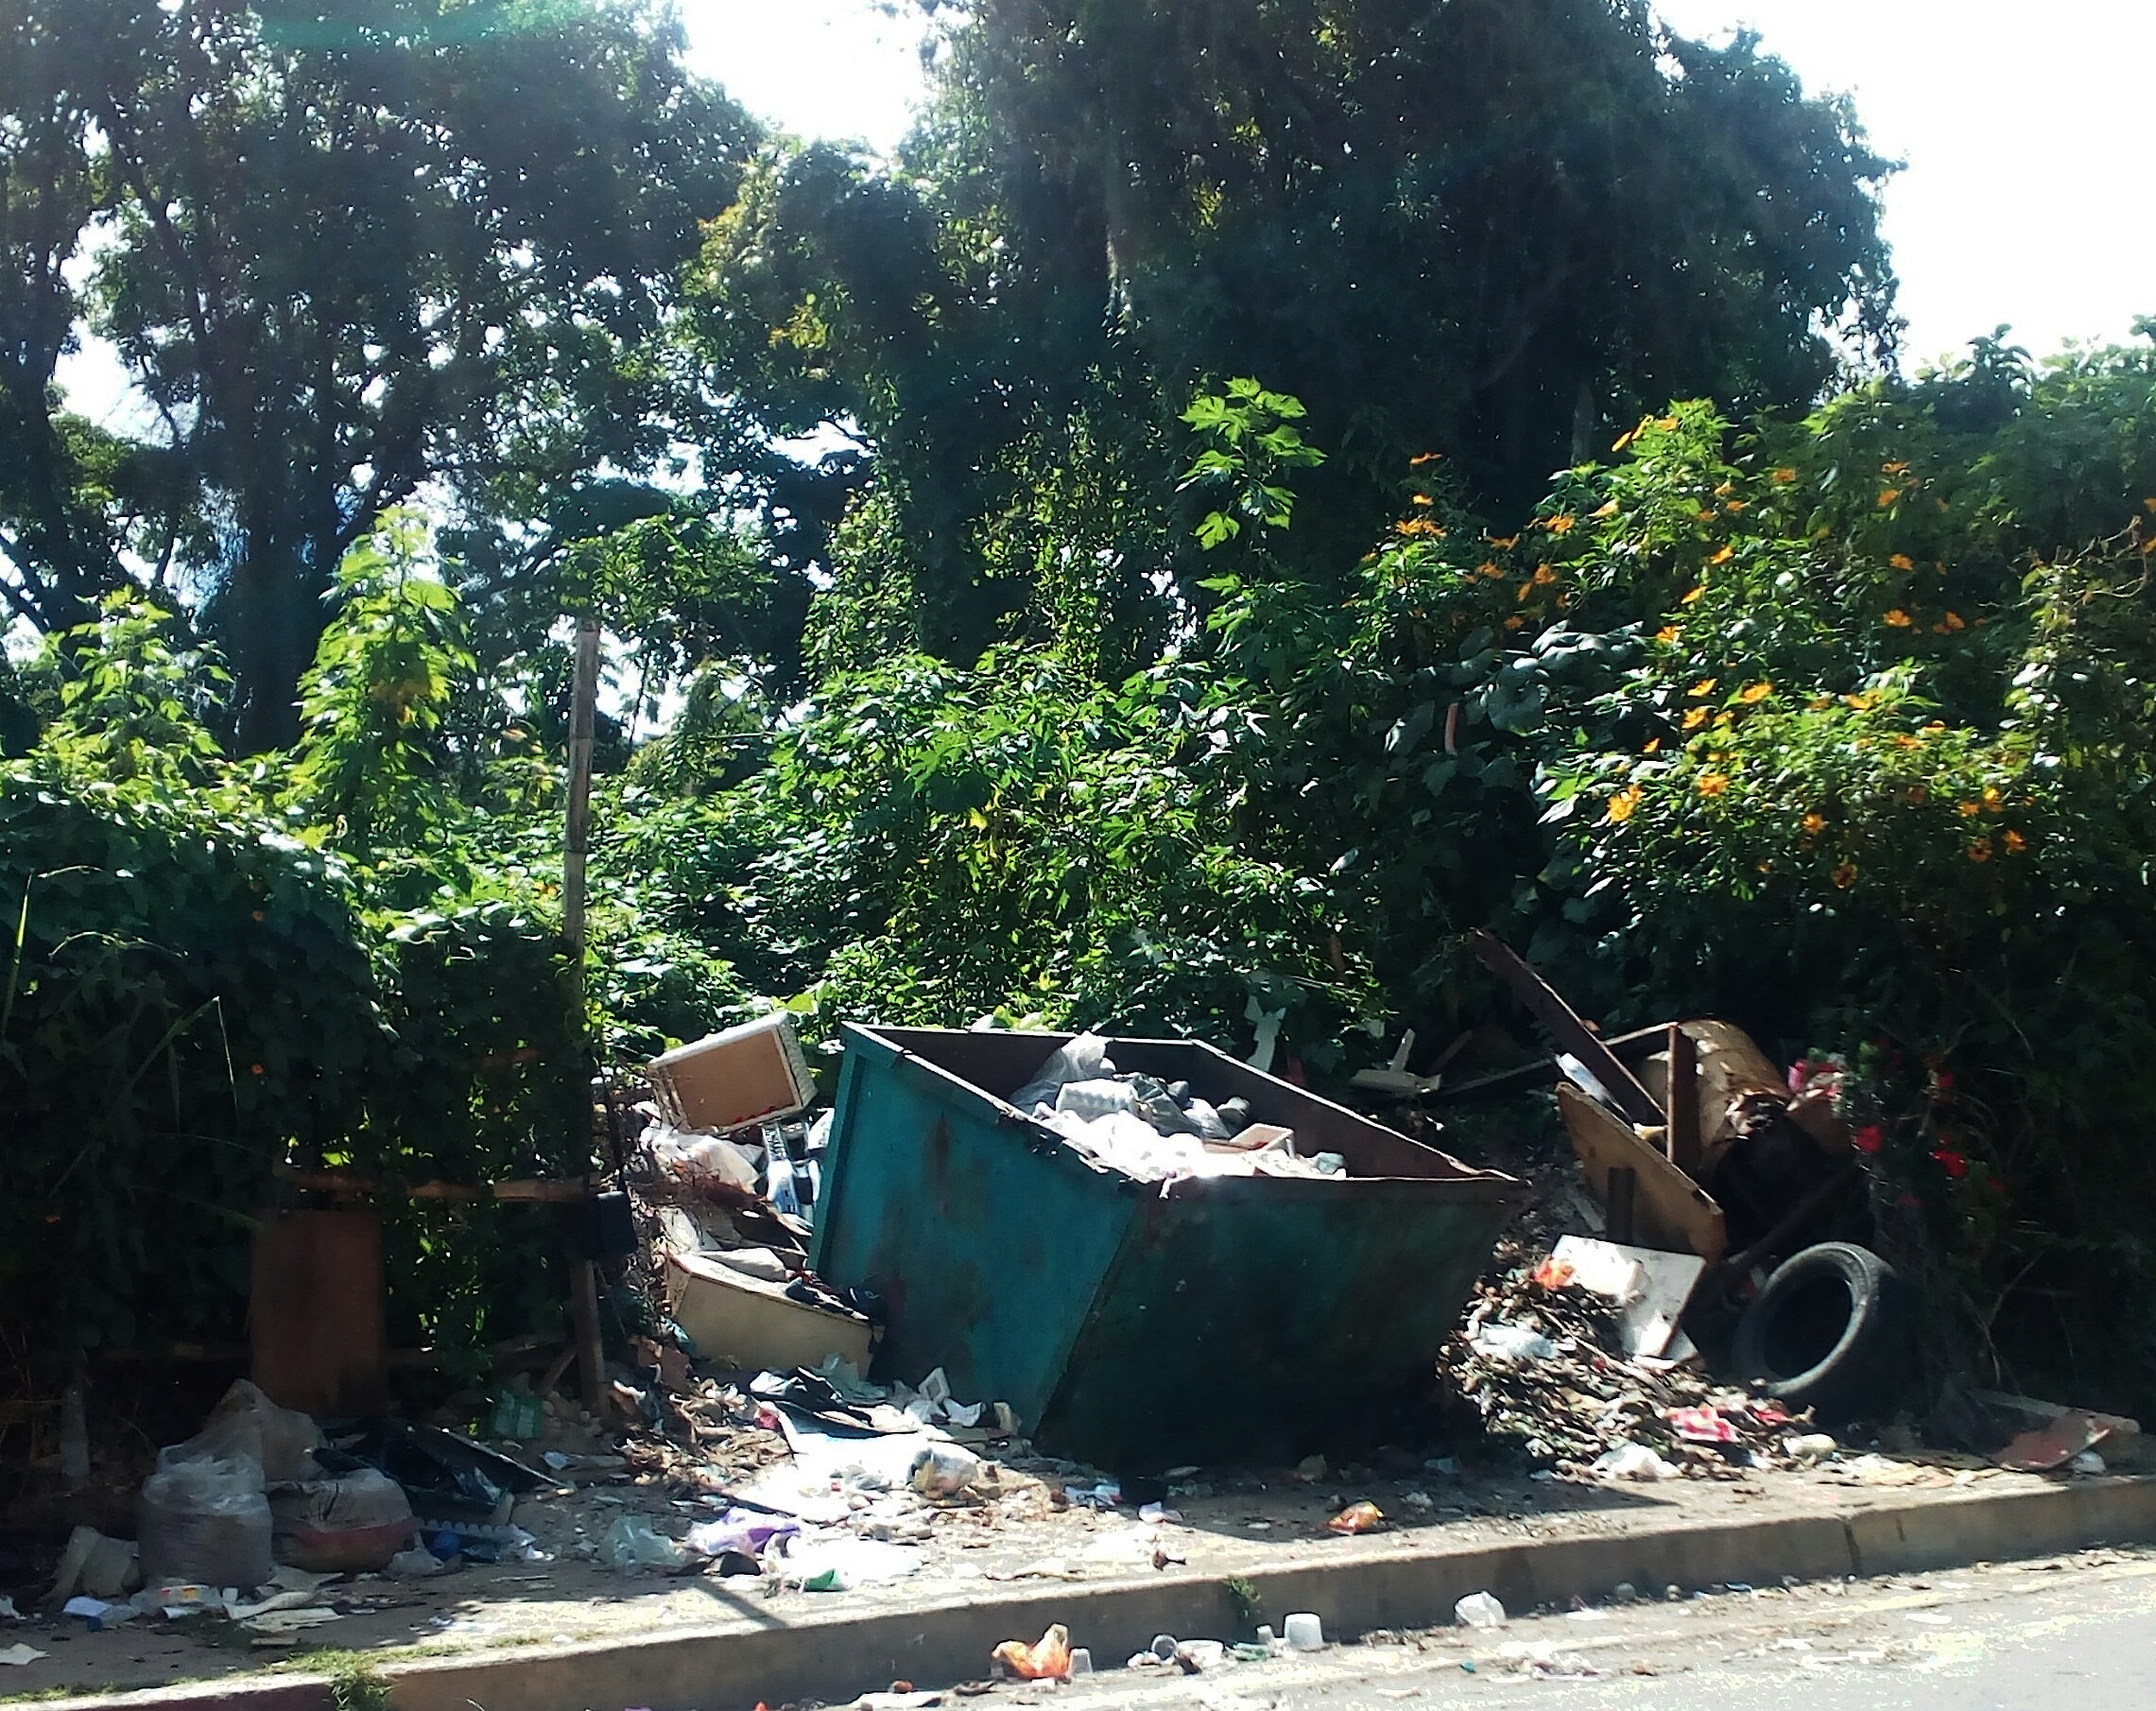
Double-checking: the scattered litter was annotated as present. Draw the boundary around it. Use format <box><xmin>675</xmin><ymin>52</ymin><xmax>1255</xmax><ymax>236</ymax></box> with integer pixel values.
<box><xmin>0</xmin><ymin>1644</ymin><xmax>45</xmax><ymax>1667</ymax></box>
<box><xmin>2071</xmin><ymin>1450</ymin><xmax>2107</xmax><ymax>1475</ymax></box>
<box><xmin>600</xmin><ymin>1515</ymin><xmax>688</xmax><ymax>1572</ymax></box>
<box><xmin>909</xmin><ymin>1445</ymin><xmax>987</xmax><ymax>1498</ymax></box>
<box><xmin>1328</xmin><ymin>1501</ymin><xmax>1385</xmax><ymax>1534</ymax></box>
<box><xmin>61</xmin><ymin>1597</ymin><xmax>130</xmax><ymax>1629</ymax></box>
<box><xmin>1591</xmin><ymin>1443</ymin><xmax>1682</xmax><ymax>1481</ymax></box>
<box><xmin>1455</xmin><ymin>1592</ymin><xmax>1507</xmax><ymax>1629</ymax></box>
<box><xmin>1283</xmin><ymin>1612</ymin><xmax>1326</xmax><ymax>1651</ymax></box>
<box><xmin>1906</xmin><ymin>1612</ymin><xmax>1953</xmax><ymax>1627</ymax></box>
<box><xmin>992</xmin><ymin>1623</ymin><xmax>1074</xmax><ymax>1681</ymax></box>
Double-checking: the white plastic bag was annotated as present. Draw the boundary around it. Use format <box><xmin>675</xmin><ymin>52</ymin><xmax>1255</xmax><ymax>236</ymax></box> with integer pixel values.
<box><xmin>1590</xmin><ymin>1443</ymin><xmax>1682</xmax><ymax>1481</ymax></box>
<box><xmin>908</xmin><ymin>1444</ymin><xmax>985</xmax><ymax>1497</ymax></box>
<box><xmin>601</xmin><ymin>1514</ymin><xmax>687</xmax><ymax>1572</ymax></box>
<box><xmin>138</xmin><ymin>1455</ymin><xmax>272</xmax><ymax>1589</ymax></box>
<box><xmin>176</xmin><ymin>1380</ymin><xmax>319</xmax><ymax>1483</ymax></box>
<box><xmin>1011</xmin><ymin>1032</ymin><xmax>1115</xmax><ymax>1112</ymax></box>
<box><xmin>1455</xmin><ymin>1591</ymin><xmax>1508</xmax><ymax>1629</ymax></box>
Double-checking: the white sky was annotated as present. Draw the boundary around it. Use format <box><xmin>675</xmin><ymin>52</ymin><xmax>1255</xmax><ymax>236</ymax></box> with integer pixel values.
<box><xmin>675</xmin><ymin>0</ymin><xmax>2156</xmax><ymax>372</ymax></box>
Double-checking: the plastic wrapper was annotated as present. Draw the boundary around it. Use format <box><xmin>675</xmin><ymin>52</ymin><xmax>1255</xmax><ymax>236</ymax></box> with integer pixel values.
<box><xmin>176</xmin><ymin>1380</ymin><xmax>319</xmax><ymax>1483</ymax></box>
<box><xmin>138</xmin><ymin>1455</ymin><xmax>273</xmax><ymax>1589</ymax></box>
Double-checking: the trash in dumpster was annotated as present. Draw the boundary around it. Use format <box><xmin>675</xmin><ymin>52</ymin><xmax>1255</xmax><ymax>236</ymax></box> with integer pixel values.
<box><xmin>811</xmin><ymin>1024</ymin><xmax>1524</xmax><ymax>1467</ymax></box>
<box><xmin>1010</xmin><ymin>1031</ymin><xmax>1338</xmax><ymax>1182</ymax></box>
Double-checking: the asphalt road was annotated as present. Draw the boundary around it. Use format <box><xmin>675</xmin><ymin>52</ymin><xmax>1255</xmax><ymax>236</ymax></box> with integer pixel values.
<box><xmin>1029</xmin><ymin>1546</ymin><xmax>2156</xmax><ymax>1711</ymax></box>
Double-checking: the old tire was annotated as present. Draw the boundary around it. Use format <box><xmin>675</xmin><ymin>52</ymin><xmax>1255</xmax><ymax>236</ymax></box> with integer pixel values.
<box><xmin>1732</xmin><ymin>1241</ymin><xmax>1907</xmax><ymax>1424</ymax></box>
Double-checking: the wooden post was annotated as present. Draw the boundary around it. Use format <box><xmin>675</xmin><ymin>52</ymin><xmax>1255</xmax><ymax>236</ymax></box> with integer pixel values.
<box><xmin>562</xmin><ymin>614</ymin><xmax>601</xmax><ymax>963</ymax></box>
<box><xmin>562</xmin><ymin>614</ymin><xmax>606</xmax><ymax>1413</ymax></box>
<box><xmin>1665</xmin><ymin>1025</ymin><xmax>1701</xmax><ymax>1179</ymax></box>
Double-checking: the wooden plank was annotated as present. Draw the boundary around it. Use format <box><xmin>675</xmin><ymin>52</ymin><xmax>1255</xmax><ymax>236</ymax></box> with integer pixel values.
<box><xmin>1556</xmin><ymin>1083</ymin><xmax>1727</xmax><ymax>1262</ymax></box>
<box><xmin>570</xmin><ymin>1256</ymin><xmax>606</xmax><ymax>1413</ymax></box>
<box><xmin>272</xmin><ymin>1166</ymin><xmax>590</xmax><ymax>1203</ymax></box>
<box><xmin>1665</xmin><ymin>1025</ymin><xmax>1702</xmax><ymax>1178</ymax></box>
<box><xmin>1467</xmin><ymin>930</ymin><xmax>1663</xmax><ymax>1127</ymax></box>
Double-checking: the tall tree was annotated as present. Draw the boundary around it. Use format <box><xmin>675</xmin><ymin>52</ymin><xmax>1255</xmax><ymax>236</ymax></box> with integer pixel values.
<box><xmin>696</xmin><ymin>0</ymin><xmax>1900</xmax><ymax>667</ymax></box>
<box><xmin>0</xmin><ymin>0</ymin><xmax>757</xmax><ymax>747</ymax></box>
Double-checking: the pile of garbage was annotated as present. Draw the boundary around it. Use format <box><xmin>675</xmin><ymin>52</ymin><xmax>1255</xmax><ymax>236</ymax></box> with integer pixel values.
<box><xmin>1439</xmin><ymin>1247</ymin><xmax>1824</xmax><ymax>1479</ymax></box>
<box><xmin>1011</xmin><ymin>1033</ymin><xmax>1347</xmax><ymax>1184</ymax></box>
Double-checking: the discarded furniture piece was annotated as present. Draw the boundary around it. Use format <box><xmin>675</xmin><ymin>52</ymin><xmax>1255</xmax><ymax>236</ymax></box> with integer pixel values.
<box><xmin>661</xmin><ymin>1246</ymin><xmax>873</xmax><ymax>1376</ymax></box>
<box><xmin>648</xmin><ymin>1013</ymin><xmax>817</xmax><ymax>1133</ymax></box>
<box><xmin>810</xmin><ymin>1025</ymin><xmax>1526</xmax><ymax>1470</ymax></box>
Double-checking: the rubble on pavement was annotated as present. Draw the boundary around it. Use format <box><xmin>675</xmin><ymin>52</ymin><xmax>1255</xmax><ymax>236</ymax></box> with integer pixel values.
<box><xmin>1438</xmin><ymin>1243</ymin><xmax>1808</xmax><ymax>1476</ymax></box>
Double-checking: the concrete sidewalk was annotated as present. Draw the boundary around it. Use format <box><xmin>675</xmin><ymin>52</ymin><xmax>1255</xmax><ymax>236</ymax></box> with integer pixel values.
<box><xmin>11</xmin><ymin>1460</ymin><xmax>2156</xmax><ymax>1711</ymax></box>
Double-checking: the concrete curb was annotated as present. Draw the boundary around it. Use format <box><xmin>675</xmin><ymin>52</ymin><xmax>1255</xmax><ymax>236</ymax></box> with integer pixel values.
<box><xmin>39</xmin><ymin>1477</ymin><xmax>2156</xmax><ymax>1711</ymax></box>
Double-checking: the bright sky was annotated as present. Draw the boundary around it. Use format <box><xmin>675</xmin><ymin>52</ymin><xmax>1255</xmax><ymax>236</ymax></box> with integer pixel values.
<box><xmin>675</xmin><ymin>0</ymin><xmax>2156</xmax><ymax>372</ymax></box>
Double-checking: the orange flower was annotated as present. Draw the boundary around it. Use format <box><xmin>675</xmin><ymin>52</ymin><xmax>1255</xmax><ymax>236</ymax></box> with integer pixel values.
<box><xmin>1682</xmin><ymin>707</ymin><xmax>1710</xmax><ymax>732</ymax></box>
<box><xmin>1982</xmin><ymin>786</ymin><xmax>2002</xmax><ymax>813</ymax></box>
<box><xmin>1591</xmin><ymin>499</ymin><xmax>1619</xmax><ymax>518</ymax></box>
<box><xmin>1642</xmin><ymin>737</ymin><xmax>1663</xmax><ymax>754</ymax></box>
<box><xmin>1411</xmin><ymin>451</ymin><xmax>1443</xmax><ymax>466</ymax></box>
<box><xmin>1889</xmin><ymin>553</ymin><xmax>1916</xmax><ymax>571</ymax></box>
<box><xmin>1544</xmin><ymin>513</ymin><xmax>1577</xmax><ymax>535</ymax></box>
<box><xmin>1968</xmin><ymin>838</ymin><xmax>1992</xmax><ymax>862</ymax></box>
<box><xmin>1488</xmin><ymin>533</ymin><xmax>1519</xmax><ymax>548</ymax></box>
<box><xmin>1681</xmin><ymin>585</ymin><xmax>1705</xmax><ymax>605</ymax></box>
<box><xmin>1894</xmin><ymin>735</ymin><xmax>1922</xmax><ymax>750</ymax></box>
<box><xmin>1688</xmin><ymin>677</ymin><xmax>1718</xmax><ymax>698</ymax></box>
<box><xmin>1843</xmin><ymin>691</ymin><xmax>1877</xmax><ymax>711</ymax></box>
<box><xmin>1883</xmin><ymin>609</ymin><xmax>1914</xmax><ymax>628</ymax></box>
<box><xmin>1695</xmin><ymin>509</ymin><xmax>1718</xmax><ymax>524</ymax></box>
<box><xmin>1655</xmin><ymin>625</ymin><xmax>1681</xmax><ymax>645</ymax></box>
<box><xmin>1941</xmin><ymin>611</ymin><xmax>1966</xmax><ymax>631</ymax></box>
<box><xmin>1479</xmin><ymin>562</ymin><xmax>1505</xmax><ymax>579</ymax></box>
<box><xmin>1832</xmin><ymin>861</ymin><xmax>1858</xmax><ymax>889</ymax></box>
<box><xmin>1657</xmin><ymin>415</ymin><xmax>1680</xmax><ymax>430</ymax></box>
<box><xmin>1503</xmin><ymin>614</ymin><xmax>1524</xmax><ymax>630</ymax></box>
<box><xmin>1771</xmin><ymin>467</ymin><xmax>1798</xmax><ymax>485</ymax></box>
<box><xmin>1724</xmin><ymin>499</ymin><xmax>1749</xmax><ymax>512</ymax></box>
<box><xmin>1958</xmin><ymin>800</ymin><xmax>1982</xmax><ymax>819</ymax></box>
<box><xmin>1802</xmin><ymin>812</ymin><xmax>1826</xmax><ymax>835</ymax></box>
<box><xmin>1883</xmin><ymin>461</ymin><xmax>1909</xmax><ymax>475</ymax></box>
<box><xmin>1877</xmin><ymin>491</ymin><xmax>1899</xmax><ymax>510</ymax></box>
<box><xmin>1697</xmin><ymin>772</ymin><xmax>1729</xmax><ymax>797</ymax></box>
<box><xmin>1410</xmin><ymin>493</ymin><xmax>1435</xmax><ymax>507</ymax></box>
<box><xmin>1517</xmin><ymin>580</ymin><xmax>1538</xmax><ymax>602</ymax></box>
<box><xmin>1531</xmin><ymin>563</ymin><xmax>1557</xmax><ymax>585</ymax></box>
<box><xmin>1606</xmin><ymin>786</ymin><xmax>1643</xmax><ymax>823</ymax></box>
<box><xmin>1738</xmin><ymin>682</ymin><xmax>1772</xmax><ymax>704</ymax></box>
<box><xmin>1709</xmin><ymin>544</ymin><xmax>1734</xmax><ymax>565</ymax></box>
<box><xmin>2003</xmin><ymin>829</ymin><xmax>2027</xmax><ymax>854</ymax></box>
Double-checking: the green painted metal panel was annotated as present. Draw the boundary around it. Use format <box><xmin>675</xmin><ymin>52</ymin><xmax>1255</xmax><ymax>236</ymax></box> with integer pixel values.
<box><xmin>810</xmin><ymin>1026</ymin><xmax>1526</xmax><ymax>1469</ymax></box>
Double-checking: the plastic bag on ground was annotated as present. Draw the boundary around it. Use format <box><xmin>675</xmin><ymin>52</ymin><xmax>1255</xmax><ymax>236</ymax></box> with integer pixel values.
<box><xmin>1590</xmin><ymin>1443</ymin><xmax>1682</xmax><ymax>1481</ymax></box>
<box><xmin>601</xmin><ymin>1514</ymin><xmax>687</xmax><ymax>1571</ymax></box>
<box><xmin>269</xmin><ymin>1468</ymin><xmax>417</xmax><ymax>1573</ymax></box>
<box><xmin>1470</xmin><ymin>1322</ymin><xmax>1558</xmax><ymax>1362</ymax></box>
<box><xmin>993</xmin><ymin>1622</ymin><xmax>1074</xmax><ymax>1681</ymax></box>
<box><xmin>909</xmin><ymin>1444</ymin><xmax>985</xmax><ymax>1497</ymax></box>
<box><xmin>1455</xmin><ymin>1591</ymin><xmax>1508</xmax><ymax>1629</ymax></box>
<box><xmin>175</xmin><ymin>1380</ymin><xmax>319</xmax><ymax>1483</ymax></box>
<box><xmin>138</xmin><ymin>1455</ymin><xmax>273</xmax><ymax>1589</ymax></box>
<box><xmin>1011</xmin><ymin>1033</ymin><xmax>1114</xmax><ymax>1112</ymax></box>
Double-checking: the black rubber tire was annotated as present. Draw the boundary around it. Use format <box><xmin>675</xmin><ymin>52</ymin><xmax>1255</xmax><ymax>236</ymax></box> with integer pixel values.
<box><xmin>1732</xmin><ymin>1241</ymin><xmax>1908</xmax><ymax>1425</ymax></box>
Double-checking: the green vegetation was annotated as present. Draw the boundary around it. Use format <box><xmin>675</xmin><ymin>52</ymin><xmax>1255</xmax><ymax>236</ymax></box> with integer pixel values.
<box><xmin>4</xmin><ymin>0</ymin><xmax>2154</xmax><ymax>1415</ymax></box>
